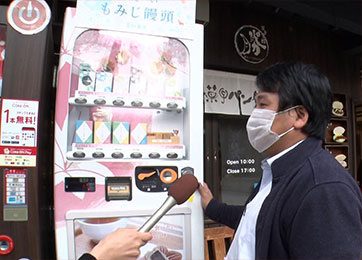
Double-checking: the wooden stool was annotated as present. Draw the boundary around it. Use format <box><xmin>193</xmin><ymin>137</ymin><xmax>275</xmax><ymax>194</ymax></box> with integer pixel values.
<box><xmin>204</xmin><ymin>226</ymin><xmax>235</xmax><ymax>260</ymax></box>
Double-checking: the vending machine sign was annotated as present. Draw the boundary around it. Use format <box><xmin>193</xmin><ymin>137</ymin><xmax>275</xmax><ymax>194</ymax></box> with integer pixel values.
<box><xmin>0</xmin><ymin>99</ymin><xmax>39</xmax><ymax>167</ymax></box>
<box><xmin>75</xmin><ymin>0</ymin><xmax>196</xmax><ymax>37</ymax></box>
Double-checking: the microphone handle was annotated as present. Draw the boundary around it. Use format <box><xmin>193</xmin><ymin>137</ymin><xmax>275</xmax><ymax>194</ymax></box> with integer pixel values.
<box><xmin>138</xmin><ymin>196</ymin><xmax>177</xmax><ymax>232</ymax></box>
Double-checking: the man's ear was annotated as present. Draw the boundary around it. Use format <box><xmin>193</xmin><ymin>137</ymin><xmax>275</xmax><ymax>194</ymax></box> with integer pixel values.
<box><xmin>294</xmin><ymin>106</ymin><xmax>308</xmax><ymax>129</ymax></box>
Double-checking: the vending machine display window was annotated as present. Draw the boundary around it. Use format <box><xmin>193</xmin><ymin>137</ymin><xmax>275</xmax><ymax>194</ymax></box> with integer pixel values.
<box><xmin>54</xmin><ymin>7</ymin><xmax>204</xmax><ymax>259</ymax></box>
<box><xmin>66</xmin><ymin>30</ymin><xmax>190</xmax><ymax>161</ymax></box>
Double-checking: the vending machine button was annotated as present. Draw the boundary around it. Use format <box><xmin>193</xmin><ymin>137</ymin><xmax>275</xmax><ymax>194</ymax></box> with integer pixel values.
<box><xmin>149</xmin><ymin>152</ymin><xmax>160</xmax><ymax>159</ymax></box>
<box><xmin>131</xmin><ymin>152</ymin><xmax>142</xmax><ymax>158</ymax></box>
<box><xmin>181</xmin><ymin>166</ymin><xmax>195</xmax><ymax>175</ymax></box>
<box><xmin>167</xmin><ymin>102</ymin><xmax>178</xmax><ymax>109</ymax></box>
<box><xmin>131</xmin><ymin>100</ymin><xmax>143</xmax><ymax>107</ymax></box>
<box><xmin>113</xmin><ymin>99</ymin><xmax>125</xmax><ymax>106</ymax></box>
<box><xmin>149</xmin><ymin>101</ymin><xmax>161</xmax><ymax>108</ymax></box>
<box><xmin>111</xmin><ymin>152</ymin><xmax>124</xmax><ymax>158</ymax></box>
<box><xmin>74</xmin><ymin>97</ymin><xmax>87</xmax><ymax>104</ymax></box>
<box><xmin>167</xmin><ymin>152</ymin><xmax>178</xmax><ymax>159</ymax></box>
<box><xmin>94</xmin><ymin>98</ymin><xmax>106</xmax><ymax>105</ymax></box>
<box><xmin>73</xmin><ymin>151</ymin><xmax>86</xmax><ymax>158</ymax></box>
<box><xmin>92</xmin><ymin>152</ymin><xmax>105</xmax><ymax>158</ymax></box>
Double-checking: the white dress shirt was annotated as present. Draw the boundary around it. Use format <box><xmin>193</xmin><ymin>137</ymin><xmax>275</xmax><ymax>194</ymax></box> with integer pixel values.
<box><xmin>225</xmin><ymin>140</ymin><xmax>304</xmax><ymax>260</ymax></box>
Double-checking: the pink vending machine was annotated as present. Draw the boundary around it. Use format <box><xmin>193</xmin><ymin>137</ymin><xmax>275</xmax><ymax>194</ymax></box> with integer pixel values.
<box><xmin>54</xmin><ymin>2</ymin><xmax>204</xmax><ymax>260</ymax></box>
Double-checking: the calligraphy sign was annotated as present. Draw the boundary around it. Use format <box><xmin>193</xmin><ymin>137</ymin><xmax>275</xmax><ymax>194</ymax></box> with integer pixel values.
<box><xmin>203</xmin><ymin>69</ymin><xmax>257</xmax><ymax>115</ymax></box>
<box><xmin>234</xmin><ymin>25</ymin><xmax>269</xmax><ymax>64</ymax></box>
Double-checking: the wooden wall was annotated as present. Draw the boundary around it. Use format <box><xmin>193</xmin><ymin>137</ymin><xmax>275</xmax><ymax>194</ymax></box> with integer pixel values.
<box><xmin>203</xmin><ymin>1</ymin><xmax>361</xmax><ymax>178</ymax></box>
<box><xmin>204</xmin><ymin>1</ymin><xmax>361</xmax><ymax>101</ymax></box>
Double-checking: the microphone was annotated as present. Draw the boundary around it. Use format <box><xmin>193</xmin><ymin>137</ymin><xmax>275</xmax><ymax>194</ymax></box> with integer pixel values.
<box><xmin>138</xmin><ymin>174</ymin><xmax>199</xmax><ymax>232</ymax></box>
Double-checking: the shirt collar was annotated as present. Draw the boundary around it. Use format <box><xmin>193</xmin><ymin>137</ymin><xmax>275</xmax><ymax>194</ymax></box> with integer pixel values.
<box><xmin>264</xmin><ymin>139</ymin><xmax>305</xmax><ymax>166</ymax></box>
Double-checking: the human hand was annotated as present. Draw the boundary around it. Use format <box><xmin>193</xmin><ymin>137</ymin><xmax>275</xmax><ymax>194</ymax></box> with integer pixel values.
<box><xmin>89</xmin><ymin>228</ymin><xmax>152</xmax><ymax>260</ymax></box>
<box><xmin>198</xmin><ymin>182</ymin><xmax>214</xmax><ymax>210</ymax></box>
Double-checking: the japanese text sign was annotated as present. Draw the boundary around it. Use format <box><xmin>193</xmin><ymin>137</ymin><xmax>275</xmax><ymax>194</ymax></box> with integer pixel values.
<box><xmin>0</xmin><ymin>99</ymin><xmax>39</xmax><ymax>167</ymax></box>
<box><xmin>75</xmin><ymin>0</ymin><xmax>196</xmax><ymax>37</ymax></box>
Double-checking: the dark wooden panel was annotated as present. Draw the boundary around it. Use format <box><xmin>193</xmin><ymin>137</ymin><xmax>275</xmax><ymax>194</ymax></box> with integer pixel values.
<box><xmin>0</xmin><ymin>5</ymin><xmax>55</xmax><ymax>260</ymax></box>
<box><xmin>204</xmin><ymin>1</ymin><xmax>360</xmax><ymax>95</ymax></box>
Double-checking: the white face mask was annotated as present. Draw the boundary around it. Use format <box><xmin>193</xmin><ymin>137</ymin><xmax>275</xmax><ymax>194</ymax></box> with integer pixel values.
<box><xmin>246</xmin><ymin>106</ymin><xmax>298</xmax><ymax>153</ymax></box>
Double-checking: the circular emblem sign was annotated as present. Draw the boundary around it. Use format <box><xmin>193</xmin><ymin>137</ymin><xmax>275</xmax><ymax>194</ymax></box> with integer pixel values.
<box><xmin>234</xmin><ymin>25</ymin><xmax>269</xmax><ymax>64</ymax></box>
<box><xmin>7</xmin><ymin>0</ymin><xmax>51</xmax><ymax>35</ymax></box>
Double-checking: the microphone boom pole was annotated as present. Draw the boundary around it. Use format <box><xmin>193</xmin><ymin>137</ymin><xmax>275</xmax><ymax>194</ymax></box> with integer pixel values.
<box><xmin>137</xmin><ymin>174</ymin><xmax>199</xmax><ymax>233</ymax></box>
<box><xmin>138</xmin><ymin>196</ymin><xmax>177</xmax><ymax>232</ymax></box>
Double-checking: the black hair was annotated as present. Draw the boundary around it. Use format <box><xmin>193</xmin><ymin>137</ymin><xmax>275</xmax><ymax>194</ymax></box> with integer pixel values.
<box><xmin>256</xmin><ymin>61</ymin><xmax>333</xmax><ymax>140</ymax></box>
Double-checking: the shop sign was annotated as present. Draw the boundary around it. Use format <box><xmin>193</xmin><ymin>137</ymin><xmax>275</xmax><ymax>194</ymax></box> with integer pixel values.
<box><xmin>234</xmin><ymin>25</ymin><xmax>269</xmax><ymax>64</ymax></box>
<box><xmin>75</xmin><ymin>0</ymin><xmax>196</xmax><ymax>37</ymax></box>
<box><xmin>203</xmin><ymin>69</ymin><xmax>257</xmax><ymax>115</ymax></box>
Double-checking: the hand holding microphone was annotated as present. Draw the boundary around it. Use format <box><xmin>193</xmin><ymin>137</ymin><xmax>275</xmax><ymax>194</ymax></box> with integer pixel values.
<box><xmin>138</xmin><ymin>174</ymin><xmax>199</xmax><ymax>232</ymax></box>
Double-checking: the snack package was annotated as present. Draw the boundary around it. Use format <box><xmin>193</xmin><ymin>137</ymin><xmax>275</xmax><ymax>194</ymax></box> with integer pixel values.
<box><xmin>95</xmin><ymin>71</ymin><xmax>113</xmax><ymax>92</ymax></box>
<box><xmin>78</xmin><ymin>63</ymin><xmax>95</xmax><ymax>91</ymax></box>
<box><xmin>75</xmin><ymin>120</ymin><xmax>93</xmax><ymax>143</ymax></box>
<box><xmin>94</xmin><ymin>122</ymin><xmax>112</xmax><ymax>144</ymax></box>
<box><xmin>131</xmin><ymin>123</ymin><xmax>147</xmax><ymax>144</ymax></box>
<box><xmin>112</xmin><ymin>122</ymin><xmax>130</xmax><ymax>144</ymax></box>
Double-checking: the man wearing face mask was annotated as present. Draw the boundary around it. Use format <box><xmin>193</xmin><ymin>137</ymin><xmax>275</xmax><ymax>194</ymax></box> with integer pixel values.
<box><xmin>199</xmin><ymin>61</ymin><xmax>362</xmax><ymax>259</ymax></box>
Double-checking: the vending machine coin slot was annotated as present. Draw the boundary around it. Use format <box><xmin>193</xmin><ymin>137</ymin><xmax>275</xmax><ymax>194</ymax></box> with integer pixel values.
<box><xmin>105</xmin><ymin>177</ymin><xmax>132</xmax><ymax>201</ymax></box>
<box><xmin>160</xmin><ymin>168</ymin><xmax>177</xmax><ymax>184</ymax></box>
<box><xmin>135</xmin><ymin>166</ymin><xmax>178</xmax><ymax>192</ymax></box>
